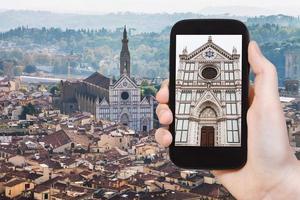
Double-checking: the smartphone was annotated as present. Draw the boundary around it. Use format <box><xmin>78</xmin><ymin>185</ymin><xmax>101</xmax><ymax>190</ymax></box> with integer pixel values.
<box><xmin>169</xmin><ymin>19</ymin><xmax>249</xmax><ymax>169</ymax></box>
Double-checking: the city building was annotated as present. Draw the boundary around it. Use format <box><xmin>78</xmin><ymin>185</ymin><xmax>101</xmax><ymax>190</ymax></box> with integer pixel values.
<box><xmin>285</xmin><ymin>50</ymin><xmax>300</xmax><ymax>81</ymax></box>
<box><xmin>60</xmin><ymin>27</ymin><xmax>153</xmax><ymax>132</ymax></box>
<box><xmin>95</xmin><ymin>27</ymin><xmax>153</xmax><ymax>131</ymax></box>
<box><xmin>175</xmin><ymin>36</ymin><xmax>242</xmax><ymax>147</ymax></box>
<box><xmin>285</xmin><ymin>50</ymin><xmax>300</xmax><ymax>96</ymax></box>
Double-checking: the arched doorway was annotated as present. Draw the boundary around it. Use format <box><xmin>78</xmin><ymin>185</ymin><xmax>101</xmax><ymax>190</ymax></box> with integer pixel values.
<box><xmin>199</xmin><ymin>106</ymin><xmax>217</xmax><ymax>147</ymax></box>
<box><xmin>120</xmin><ymin>113</ymin><xmax>129</xmax><ymax>126</ymax></box>
<box><xmin>201</xmin><ymin>126</ymin><xmax>214</xmax><ymax>146</ymax></box>
<box><xmin>141</xmin><ymin>118</ymin><xmax>148</xmax><ymax>132</ymax></box>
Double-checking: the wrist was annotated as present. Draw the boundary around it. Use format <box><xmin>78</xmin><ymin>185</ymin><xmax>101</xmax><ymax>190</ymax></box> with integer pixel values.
<box><xmin>262</xmin><ymin>160</ymin><xmax>300</xmax><ymax>200</ymax></box>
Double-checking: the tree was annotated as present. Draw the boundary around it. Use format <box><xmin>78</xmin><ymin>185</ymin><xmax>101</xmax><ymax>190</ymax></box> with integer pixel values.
<box><xmin>141</xmin><ymin>80</ymin><xmax>149</xmax><ymax>87</ymax></box>
<box><xmin>142</xmin><ymin>86</ymin><xmax>157</xmax><ymax>97</ymax></box>
<box><xmin>50</xmin><ymin>85</ymin><xmax>60</xmax><ymax>95</ymax></box>
<box><xmin>20</xmin><ymin>103</ymin><xmax>37</xmax><ymax>119</ymax></box>
<box><xmin>24</xmin><ymin>65</ymin><xmax>37</xmax><ymax>73</ymax></box>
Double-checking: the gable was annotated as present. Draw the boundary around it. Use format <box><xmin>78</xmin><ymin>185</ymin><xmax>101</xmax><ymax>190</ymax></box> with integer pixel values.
<box><xmin>191</xmin><ymin>90</ymin><xmax>223</xmax><ymax>118</ymax></box>
<box><xmin>40</xmin><ymin>130</ymin><xmax>71</xmax><ymax>149</ymax></box>
<box><xmin>84</xmin><ymin>72</ymin><xmax>110</xmax><ymax>89</ymax></box>
<box><xmin>112</xmin><ymin>75</ymin><xmax>137</xmax><ymax>89</ymax></box>
<box><xmin>99</xmin><ymin>97</ymin><xmax>109</xmax><ymax>106</ymax></box>
<box><xmin>192</xmin><ymin>46</ymin><xmax>229</xmax><ymax>61</ymax></box>
<box><xmin>140</xmin><ymin>97</ymin><xmax>150</xmax><ymax>105</ymax></box>
<box><xmin>187</xmin><ymin>42</ymin><xmax>233</xmax><ymax>61</ymax></box>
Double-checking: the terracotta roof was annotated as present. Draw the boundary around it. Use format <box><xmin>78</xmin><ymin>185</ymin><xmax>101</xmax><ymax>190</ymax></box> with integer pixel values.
<box><xmin>40</xmin><ymin>159</ymin><xmax>62</xmax><ymax>169</ymax></box>
<box><xmin>84</xmin><ymin>72</ymin><xmax>110</xmax><ymax>89</ymax></box>
<box><xmin>40</xmin><ymin>129</ymin><xmax>71</xmax><ymax>149</ymax></box>
<box><xmin>4</xmin><ymin>179</ymin><xmax>25</xmax><ymax>187</ymax></box>
<box><xmin>34</xmin><ymin>185</ymin><xmax>49</xmax><ymax>193</ymax></box>
<box><xmin>190</xmin><ymin>183</ymin><xmax>230</xmax><ymax>198</ymax></box>
<box><xmin>27</xmin><ymin>173</ymin><xmax>43</xmax><ymax>180</ymax></box>
<box><xmin>155</xmin><ymin>162</ymin><xmax>178</xmax><ymax>174</ymax></box>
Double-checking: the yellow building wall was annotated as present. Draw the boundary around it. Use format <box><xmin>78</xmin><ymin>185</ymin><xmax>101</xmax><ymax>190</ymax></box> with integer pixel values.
<box><xmin>5</xmin><ymin>182</ymin><xmax>34</xmax><ymax>198</ymax></box>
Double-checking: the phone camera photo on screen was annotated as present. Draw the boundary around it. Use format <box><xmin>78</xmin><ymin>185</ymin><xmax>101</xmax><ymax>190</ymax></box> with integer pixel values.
<box><xmin>169</xmin><ymin>19</ymin><xmax>249</xmax><ymax>169</ymax></box>
<box><xmin>175</xmin><ymin>35</ymin><xmax>242</xmax><ymax>147</ymax></box>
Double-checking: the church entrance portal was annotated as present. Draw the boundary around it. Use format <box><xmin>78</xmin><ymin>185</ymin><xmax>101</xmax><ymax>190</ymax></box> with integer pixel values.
<box><xmin>120</xmin><ymin>113</ymin><xmax>129</xmax><ymax>126</ymax></box>
<box><xmin>201</xmin><ymin>126</ymin><xmax>215</xmax><ymax>147</ymax></box>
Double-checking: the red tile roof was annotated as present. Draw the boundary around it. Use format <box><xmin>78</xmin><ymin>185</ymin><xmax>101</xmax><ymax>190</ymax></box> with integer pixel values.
<box><xmin>40</xmin><ymin>129</ymin><xmax>71</xmax><ymax>149</ymax></box>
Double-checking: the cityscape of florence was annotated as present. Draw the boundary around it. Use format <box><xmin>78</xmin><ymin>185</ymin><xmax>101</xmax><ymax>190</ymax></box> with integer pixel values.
<box><xmin>0</xmin><ymin>1</ymin><xmax>300</xmax><ymax>199</ymax></box>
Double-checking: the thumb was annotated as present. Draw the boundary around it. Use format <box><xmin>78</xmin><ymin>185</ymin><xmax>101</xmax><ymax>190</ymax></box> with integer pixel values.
<box><xmin>248</xmin><ymin>41</ymin><xmax>279</xmax><ymax>102</ymax></box>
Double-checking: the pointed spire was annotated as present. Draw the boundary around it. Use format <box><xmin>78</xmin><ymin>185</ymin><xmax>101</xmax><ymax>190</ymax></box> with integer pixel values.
<box><xmin>95</xmin><ymin>96</ymin><xmax>100</xmax><ymax>105</ymax></box>
<box><xmin>208</xmin><ymin>36</ymin><xmax>212</xmax><ymax>42</ymax></box>
<box><xmin>182</xmin><ymin>46</ymin><xmax>188</xmax><ymax>55</ymax></box>
<box><xmin>232</xmin><ymin>46</ymin><xmax>237</xmax><ymax>54</ymax></box>
<box><xmin>120</xmin><ymin>25</ymin><xmax>130</xmax><ymax>77</ymax></box>
<box><xmin>123</xmin><ymin>25</ymin><xmax>127</xmax><ymax>40</ymax></box>
<box><xmin>123</xmin><ymin>67</ymin><xmax>128</xmax><ymax>75</ymax></box>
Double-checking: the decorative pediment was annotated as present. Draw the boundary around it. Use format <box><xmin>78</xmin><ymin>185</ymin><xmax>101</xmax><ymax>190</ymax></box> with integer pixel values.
<box><xmin>120</xmin><ymin>108</ymin><xmax>132</xmax><ymax>120</ymax></box>
<box><xmin>186</xmin><ymin>42</ymin><xmax>233</xmax><ymax>61</ymax></box>
<box><xmin>99</xmin><ymin>97</ymin><xmax>109</xmax><ymax>106</ymax></box>
<box><xmin>191</xmin><ymin>90</ymin><xmax>223</xmax><ymax>118</ymax></box>
<box><xmin>140</xmin><ymin>97</ymin><xmax>150</xmax><ymax>105</ymax></box>
<box><xmin>112</xmin><ymin>74</ymin><xmax>137</xmax><ymax>89</ymax></box>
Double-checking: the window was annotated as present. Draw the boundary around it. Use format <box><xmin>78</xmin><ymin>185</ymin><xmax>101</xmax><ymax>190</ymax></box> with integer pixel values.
<box><xmin>189</xmin><ymin>72</ymin><xmax>194</xmax><ymax>80</ymax></box>
<box><xmin>175</xmin><ymin>119</ymin><xmax>189</xmax><ymax>142</ymax></box>
<box><xmin>201</xmin><ymin>66</ymin><xmax>218</xmax><ymax>79</ymax></box>
<box><xmin>180</xmin><ymin>92</ymin><xmax>192</xmax><ymax>101</ymax></box>
<box><xmin>44</xmin><ymin>193</ymin><xmax>49</xmax><ymax>200</ymax></box>
<box><xmin>121</xmin><ymin>91</ymin><xmax>129</xmax><ymax>100</ymax></box>
<box><xmin>226</xmin><ymin>92</ymin><xmax>237</xmax><ymax>115</ymax></box>
<box><xmin>184</xmin><ymin>72</ymin><xmax>189</xmax><ymax>80</ymax></box>
<box><xmin>227</xmin><ymin>120</ymin><xmax>239</xmax><ymax>143</ymax></box>
<box><xmin>186</xmin><ymin>92</ymin><xmax>192</xmax><ymax>101</ymax></box>
<box><xmin>196</xmin><ymin>91</ymin><xmax>203</xmax><ymax>101</ymax></box>
<box><xmin>224</xmin><ymin>63</ymin><xmax>234</xmax><ymax>81</ymax></box>
<box><xmin>190</xmin><ymin>63</ymin><xmax>195</xmax><ymax>70</ymax></box>
<box><xmin>185</xmin><ymin>63</ymin><xmax>191</xmax><ymax>70</ymax></box>
<box><xmin>215</xmin><ymin>92</ymin><xmax>221</xmax><ymax>101</ymax></box>
<box><xmin>226</xmin><ymin>104</ymin><xmax>237</xmax><ymax>115</ymax></box>
<box><xmin>25</xmin><ymin>183</ymin><xmax>30</xmax><ymax>190</ymax></box>
<box><xmin>178</xmin><ymin>104</ymin><xmax>190</xmax><ymax>114</ymax></box>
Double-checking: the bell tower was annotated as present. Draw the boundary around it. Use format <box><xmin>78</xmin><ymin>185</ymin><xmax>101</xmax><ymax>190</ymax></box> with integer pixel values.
<box><xmin>120</xmin><ymin>25</ymin><xmax>130</xmax><ymax>77</ymax></box>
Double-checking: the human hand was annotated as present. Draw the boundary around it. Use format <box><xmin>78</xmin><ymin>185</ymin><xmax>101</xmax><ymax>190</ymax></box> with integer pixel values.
<box><xmin>155</xmin><ymin>41</ymin><xmax>300</xmax><ymax>200</ymax></box>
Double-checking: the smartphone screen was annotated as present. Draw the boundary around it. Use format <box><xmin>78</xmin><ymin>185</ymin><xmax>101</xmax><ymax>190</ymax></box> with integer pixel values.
<box><xmin>175</xmin><ymin>35</ymin><xmax>242</xmax><ymax>147</ymax></box>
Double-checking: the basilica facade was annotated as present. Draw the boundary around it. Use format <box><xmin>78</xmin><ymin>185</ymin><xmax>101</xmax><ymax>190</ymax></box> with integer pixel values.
<box><xmin>175</xmin><ymin>36</ymin><xmax>241</xmax><ymax>147</ymax></box>
<box><xmin>60</xmin><ymin>27</ymin><xmax>154</xmax><ymax>132</ymax></box>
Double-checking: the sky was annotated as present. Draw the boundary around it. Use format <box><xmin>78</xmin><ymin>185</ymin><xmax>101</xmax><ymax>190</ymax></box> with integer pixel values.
<box><xmin>0</xmin><ymin>0</ymin><xmax>299</xmax><ymax>15</ymax></box>
<box><xmin>176</xmin><ymin>35</ymin><xmax>242</xmax><ymax>73</ymax></box>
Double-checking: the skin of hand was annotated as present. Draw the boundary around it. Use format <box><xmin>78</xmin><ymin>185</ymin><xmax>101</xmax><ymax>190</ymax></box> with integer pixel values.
<box><xmin>155</xmin><ymin>41</ymin><xmax>300</xmax><ymax>200</ymax></box>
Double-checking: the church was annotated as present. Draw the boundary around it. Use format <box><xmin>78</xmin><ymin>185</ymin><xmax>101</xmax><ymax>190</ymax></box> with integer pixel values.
<box><xmin>60</xmin><ymin>27</ymin><xmax>154</xmax><ymax>132</ymax></box>
<box><xmin>175</xmin><ymin>36</ymin><xmax>241</xmax><ymax>147</ymax></box>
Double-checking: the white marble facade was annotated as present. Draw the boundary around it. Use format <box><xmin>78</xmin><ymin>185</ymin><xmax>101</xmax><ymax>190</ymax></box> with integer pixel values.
<box><xmin>175</xmin><ymin>36</ymin><xmax>242</xmax><ymax>147</ymax></box>
<box><xmin>96</xmin><ymin>73</ymin><xmax>154</xmax><ymax>132</ymax></box>
<box><xmin>96</xmin><ymin>27</ymin><xmax>153</xmax><ymax>132</ymax></box>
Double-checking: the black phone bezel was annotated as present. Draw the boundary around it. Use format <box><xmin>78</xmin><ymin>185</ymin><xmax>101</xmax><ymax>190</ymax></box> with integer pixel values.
<box><xmin>169</xmin><ymin>19</ymin><xmax>249</xmax><ymax>169</ymax></box>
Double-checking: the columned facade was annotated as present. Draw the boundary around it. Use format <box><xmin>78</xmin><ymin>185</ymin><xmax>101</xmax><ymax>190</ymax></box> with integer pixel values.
<box><xmin>96</xmin><ymin>26</ymin><xmax>154</xmax><ymax>132</ymax></box>
<box><xmin>175</xmin><ymin>36</ymin><xmax>241</xmax><ymax>147</ymax></box>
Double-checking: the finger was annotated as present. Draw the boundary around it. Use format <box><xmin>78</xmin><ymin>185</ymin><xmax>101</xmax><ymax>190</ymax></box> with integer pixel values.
<box><xmin>156</xmin><ymin>104</ymin><xmax>173</xmax><ymax>125</ymax></box>
<box><xmin>211</xmin><ymin>169</ymin><xmax>237</xmax><ymax>177</ymax></box>
<box><xmin>156</xmin><ymin>79</ymin><xmax>169</xmax><ymax>104</ymax></box>
<box><xmin>155</xmin><ymin>127</ymin><xmax>172</xmax><ymax>147</ymax></box>
<box><xmin>248</xmin><ymin>41</ymin><xmax>279</xmax><ymax>101</ymax></box>
<box><xmin>248</xmin><ymin>84</ymin><xmax>254</xmax><ymax>106</ymax></box>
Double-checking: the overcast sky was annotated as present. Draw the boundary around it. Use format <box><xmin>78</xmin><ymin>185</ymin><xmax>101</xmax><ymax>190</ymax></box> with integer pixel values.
<box><xmin>0</xmin><ymin>0</ymin><xmax>299</xmax><ymax>15</ymax></box>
